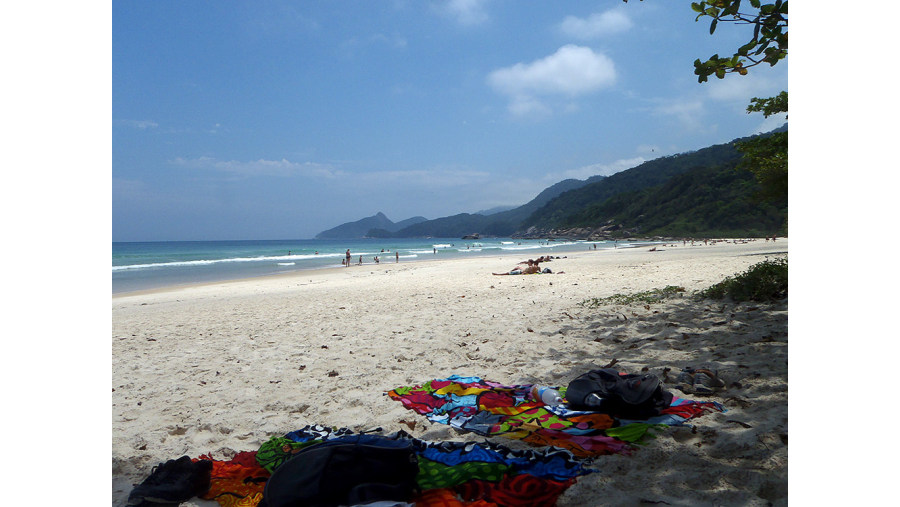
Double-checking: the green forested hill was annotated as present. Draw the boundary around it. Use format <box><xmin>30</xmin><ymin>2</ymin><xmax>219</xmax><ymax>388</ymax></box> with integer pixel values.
<box><xmin>384</xmin><ymin>212</ymin><xmax>510</xmax><ymax>238</ymax></box>
<box><xmin>525</xmin><ymin>141</ymin><xmax>743</xmax><ymax>229</ymax></box>
<box><xmin>324</xmin><ymin>127</ymin><xmax>788</xmax><ymax>240</ymax></box>
<box><xmin>377</xmin><ymin>176</ymin><xmax>602</xmax><ymax>238</ymax></box>
<box><xmin>562</xmin><ymin>158</ymin><xmax>787</xmax><ymax>237</ymax></box>
<box><xmin>316</xmin><ymin>212</ymin><xmax>427</xmax><ymax>239</ymax></box>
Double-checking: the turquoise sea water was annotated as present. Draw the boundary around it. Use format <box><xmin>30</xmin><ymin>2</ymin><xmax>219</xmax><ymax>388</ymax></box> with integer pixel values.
<box><xmin>112</xmin><ymin>237</ymin><xmax>648</xmax><ymax>294</ymax></box>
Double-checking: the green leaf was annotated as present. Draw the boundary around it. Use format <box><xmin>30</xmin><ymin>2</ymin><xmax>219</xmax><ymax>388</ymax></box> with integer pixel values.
<box><xmin>691</xmin><ymin>2</ymin><xmax>704</xmax><ymax>13</ymax></box>
<box><xmin>710</xmin><ymin>18</ymin><xmax>718</xmax><ymax>34</ymax></box>
<box><xmin>716</xmin><ymin>68</ymin><xmax>726</xmax><ymax>79</ymax></box>
<box><xmin>738</xmin><ymin>40</ymin><xmax>757</xmax><ymax>55</ymax></box>
<box><xmin>750</xmin><ymin>0</ymin><xmax>761</xmax><ymax>7</ymax></box>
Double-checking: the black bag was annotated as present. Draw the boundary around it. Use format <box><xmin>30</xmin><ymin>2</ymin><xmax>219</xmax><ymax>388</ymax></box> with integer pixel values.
<box><xmin>566</xmin><ymin>368</ymin><xmax>673</xmax><ymax>418</ymax></box>
<box><xmin>259</xmin><ymin>435</ymin><xmax>419</xmax><ymax>507</ymax></box>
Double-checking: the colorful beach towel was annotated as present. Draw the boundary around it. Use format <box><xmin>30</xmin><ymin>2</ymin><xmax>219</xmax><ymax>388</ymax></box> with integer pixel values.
<box><xmin>196</xmin><ymin>424</ymin><xmax>592</xmax><ymax>507</ymax></box>
<box><xmin>387</xmin><ymin>374</ymin><xmax>724</xmax><ymax>457</ymax></box>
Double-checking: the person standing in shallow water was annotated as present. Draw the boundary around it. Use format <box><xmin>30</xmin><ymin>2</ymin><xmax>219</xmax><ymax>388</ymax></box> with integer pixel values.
<box><xmin>396</xmin><ymin>251</ymin><xmax>399</xmax><ymax>263</ymax></box>
<box><xmin>345</xmin><ymin>249</ymin><xmax>351</xmax><ymax>267</ymax></box>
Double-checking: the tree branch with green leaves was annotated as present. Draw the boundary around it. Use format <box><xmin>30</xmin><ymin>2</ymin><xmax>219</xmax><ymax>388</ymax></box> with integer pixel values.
<box><xmin>624</xmin><ymin>0</ymin><xmax>787</xmax><ymax>82</ymax></box>
<box><xmin>736</xmin><ymin>91</ymin><xmax>787</xmax><ymax>204</ymax></box>
<box><xmin>690</xmin><ymin>0</ymin><xmax>787</xmax><ymax>82</ymax></box>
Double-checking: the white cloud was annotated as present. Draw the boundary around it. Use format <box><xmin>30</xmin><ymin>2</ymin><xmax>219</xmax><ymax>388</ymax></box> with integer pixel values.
<box><xmin>508</xmin><ymin>96</ymin><xmax>552</xmax><ymax>117</ymax></box>
<box><xmin>341</xmin><ymin>33</ymin><xmax>407</xmax><ymax>54</ymax></box>
<box><xmin>440</xmin><ymin>0</ymin><xmax>489</xmax><ymax>25</ymax></box>
<box><xmin>169</xmin><ymin>157</ymin><xmax>493</xmax><ymax>189</ymax></box>
<box><xmin>488</xmin><ymin>45</ymin><xmax>616</xmax><ymax>116</ymax></box>
<box><xmin>355</xmin><ymin>167</ymin><xmax>491</xmax><ymax>188</ymax></box>
<box><xmin>171</xmin><ymin>157</ymin><xmax>339</xmax><ymax>178</ymax></box>
<box><xmin>649</xmin><ymin>99</ymin><xmax>706</xmax><ymax>131</ymax></box>
<box><xmin>116</xmin><ymin>119</ymin><xmax>158</xmax><ymax>129</ymax></box>
<box><xmin>558</xmin><ymin>9</ymin><xmax>633</xmax><ymax>39</ymax></box>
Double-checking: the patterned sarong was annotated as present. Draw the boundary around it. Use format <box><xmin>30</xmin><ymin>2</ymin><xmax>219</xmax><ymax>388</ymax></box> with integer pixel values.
<box><xmin>387</xmin><ymin>374</ymin><xmax>724</xmax><ymax>457</ymax></box>
<box><xmin>197</xmin><ymin>424</ymin><xmax>592</xmax><ymax>507</ymax></box>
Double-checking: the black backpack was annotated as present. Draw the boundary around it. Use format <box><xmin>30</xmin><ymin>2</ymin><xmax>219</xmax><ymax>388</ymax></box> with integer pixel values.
<box><xmin>566</xmin><ymin>368</ymin><xmax>673</xmax><ymax>418</ymax></box>
<box><xmin>259</xmin><ymin>434</ymin><xmax>419</xmax><ymax>507</ymax></box>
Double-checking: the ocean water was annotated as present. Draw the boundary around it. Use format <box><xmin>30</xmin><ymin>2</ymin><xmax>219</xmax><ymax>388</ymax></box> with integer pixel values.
<box><xmin>112</xmin><ymin>237</ymin><xmax>637</xmax><ymax>294</ymax></box>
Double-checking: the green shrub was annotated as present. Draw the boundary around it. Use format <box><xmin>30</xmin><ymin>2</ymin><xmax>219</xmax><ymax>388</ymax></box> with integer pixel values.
<box><xmin>581</xmin><ymin>285</ymin><xmax>685</xmax><ymax>307</ymax></box>
<box><xmin>697</xmin><ymin>257</ymin><xmax>787</xmax><ymax>302</ymax></box>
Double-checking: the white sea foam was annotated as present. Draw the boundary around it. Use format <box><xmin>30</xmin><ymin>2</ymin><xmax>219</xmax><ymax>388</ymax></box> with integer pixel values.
<box><xmin>113</xmin><ymin>253</ymin><xmax>337</xmax><ymax>271</ymax></box>
<box><xmin>498</xmin><ymin>244</ymin><xmax>542</xmax><ymax>251</ymax></box>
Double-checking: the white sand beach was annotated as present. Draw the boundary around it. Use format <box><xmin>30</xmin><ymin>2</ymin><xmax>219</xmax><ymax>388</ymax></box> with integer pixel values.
<box><xmin>112</xmin><ymin>239</ymin><xmax>788</xmax><ymax>506</ymax></box>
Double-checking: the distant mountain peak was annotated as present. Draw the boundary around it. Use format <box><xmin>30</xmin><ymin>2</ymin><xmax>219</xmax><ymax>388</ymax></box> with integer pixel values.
<box><xmin>314</xmin><ymin>212</ymin><xmax>427</xmax><ymax>239</ymax></box>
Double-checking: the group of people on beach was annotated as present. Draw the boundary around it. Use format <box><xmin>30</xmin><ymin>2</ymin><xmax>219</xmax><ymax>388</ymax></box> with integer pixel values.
<box><xmin>492</xmin><ymin>255</ymin><xmax>563</xmax><ymax>276</ymax></box>
<box><xmin>341</xmin><ymin>248</ymin><xmax>400</xmax><ymax>267</ymax></box>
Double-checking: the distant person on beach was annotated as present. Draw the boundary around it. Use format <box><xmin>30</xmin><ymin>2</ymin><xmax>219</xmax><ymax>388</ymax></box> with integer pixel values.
<box><xmin>358</xmin><ymin>255</ymin><xmax>362</xmax><ymax>265</ymax></box>
<box><xmin>346</xmin><ymin>249</ymin><xmax>351</xmax><ymax>267</ymax></box>
<box><xmin>433</xmin><ymin>248</ymin><xmax>436</xmax><ymax>254</ymax></box>
<box><xmin>395</xmin><ymin>251</ymin><xmax>399</xmax><ymax>263</ymax></box>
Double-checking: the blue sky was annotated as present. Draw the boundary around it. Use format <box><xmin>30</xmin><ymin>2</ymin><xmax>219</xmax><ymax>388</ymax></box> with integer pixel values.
<box><xmin>112</xmin><ymin>0</ymin><xmax>788</xmax><ymax>241</ymax></box>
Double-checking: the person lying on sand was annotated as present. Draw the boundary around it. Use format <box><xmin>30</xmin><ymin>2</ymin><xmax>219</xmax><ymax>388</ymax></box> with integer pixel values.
<box><xmin>493</xmin><ymin>259</ymin><xmax>542</xmax><ymax>276</ymax></box>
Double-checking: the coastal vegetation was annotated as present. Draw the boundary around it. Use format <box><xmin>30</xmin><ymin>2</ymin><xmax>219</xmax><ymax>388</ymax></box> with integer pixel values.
<box><xmin>581</xmin><ymin>286</ymin><xmax>686</xmax><ymax>308</ymax></box>
<box><xmin>580</xmin><ymin>255</ymin><xmax>788</xmax><ymax>308</ymax></box>
<box><xmin>696</xmin><ymin>257</ymin><xmax>788</xmax><ymax>302</ymax></box>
